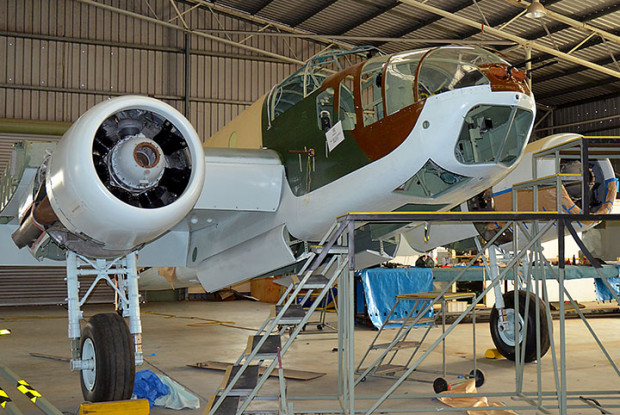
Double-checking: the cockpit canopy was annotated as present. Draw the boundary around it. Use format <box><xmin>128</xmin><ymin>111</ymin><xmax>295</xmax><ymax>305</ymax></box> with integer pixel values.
<box><xmin>380</xmin><ymin>46</ymin><xmax>509</xmax><ymax>120</ymax></box>
<box><xmin>267</xmin><ymin>46</ymin><xmax>377</xmax><ymax>125</ymax></box>
<box><xmin>268</xmin><ymin>46</ymin><xmax>514</xmax><ymax>128</ymax></box>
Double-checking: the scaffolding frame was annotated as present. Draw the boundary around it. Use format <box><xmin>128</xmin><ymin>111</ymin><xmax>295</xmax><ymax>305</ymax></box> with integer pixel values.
<box><xmin>281</xmin><ymin>210</ymin><xmax>620</xmax><ymax>414</ymax></box>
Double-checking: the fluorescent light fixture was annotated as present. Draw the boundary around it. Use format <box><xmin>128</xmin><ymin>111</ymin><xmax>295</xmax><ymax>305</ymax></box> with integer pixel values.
<box><xmin>525</xmin><ymin>0</ymin><xmax>547</xmax><ymax>19</ymax></box>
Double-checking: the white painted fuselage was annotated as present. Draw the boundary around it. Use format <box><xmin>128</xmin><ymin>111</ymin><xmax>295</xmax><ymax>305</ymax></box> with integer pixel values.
<box><xmin>141</xmin><ymin>85</ymin><xmax>536</xmax><ymax>291</ymax></box>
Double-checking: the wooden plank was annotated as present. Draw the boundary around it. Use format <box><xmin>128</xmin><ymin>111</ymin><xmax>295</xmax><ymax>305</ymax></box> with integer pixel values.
<box><xmin>374</xmin><ymin>364</ymin><xmax>406</xmax><ymax>375</ymax></box>
<box><xmin>372</xmin><ymin>341</ymin><xmax>421</xmax><ymax>350</ymax></box>
<box><xmin>190</xmin><ymin>361</ymin><xmax>325</xmax><ymax>381</ymax></box>
<box><xmin>204</xmin><ymin>395</ymin><xmax>239</xmax><ymax>415</ymax></box>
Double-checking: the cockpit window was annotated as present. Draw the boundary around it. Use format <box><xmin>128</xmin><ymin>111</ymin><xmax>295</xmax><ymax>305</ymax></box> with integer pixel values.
<box><xmin>267</xmin><ymin>46</ymin><xmax>378</xmax><ymax>124</ymax></box>
<box><xmin>339</xmin><ymin>75</ymin><xmax>356</xmax><ymax>131</ymax></box>
<box><xmin>360</xmin><ymin>58</ymin><xmax>388</xmax><ymax>126</ymax></box>
<box><xmin>395</xmin><ymin>159</ymin><xmax>471</xmax><ymax>198</ymax></box>
<box><xmin>271</xmin><ymin>73</ymin><xmax>326</xmax><ymax>120</ymax></box>
<box><xmin>385</xmin><ymin>50</ymin><xmax>426</xmax><ymax>116</ymax></box>
<box><xmin>455</xmin><ymin>105</ymin><xmax>533</xmax><ymax>166</ymax></box>
<box><xmin>316</xmin><ymin>88</ymin><xmax>334</xmax><ymax>131</ymax></box>
<box><xmin>417</xmin><ymin>46</ymin><xmax>504</xmax><ymax>99</ymax></box>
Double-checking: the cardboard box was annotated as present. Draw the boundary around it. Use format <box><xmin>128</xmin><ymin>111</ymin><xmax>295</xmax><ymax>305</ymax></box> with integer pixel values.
<box><xmin>251</xmin><ymin>277</ymin><xmax>282</xmax><ymax>303</ymax></box>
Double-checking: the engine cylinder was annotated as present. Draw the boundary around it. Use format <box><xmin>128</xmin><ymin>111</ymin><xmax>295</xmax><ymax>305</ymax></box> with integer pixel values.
<box><xmin>44</xmin><ymin>96</ymin><xmax>205</xmax><ymax>257</ymax></box>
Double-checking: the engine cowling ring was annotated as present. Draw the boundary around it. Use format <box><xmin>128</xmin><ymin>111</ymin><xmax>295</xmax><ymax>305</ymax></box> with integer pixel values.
<box><xmin>44</xmin><ymin>96</ymin><xmax>205</xmax><ymax>257</ymax></box>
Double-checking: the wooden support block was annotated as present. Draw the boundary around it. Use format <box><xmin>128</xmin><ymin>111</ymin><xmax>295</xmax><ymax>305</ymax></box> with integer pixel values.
<box><xmin>78</xmin><ymin>399</ymin><xmax>150</xmax><ymax>415</ymax></box>
<box><xmin>191</xmin><ymin>361</ymin><xmax>326</xmax><ymax>381</ymax></box>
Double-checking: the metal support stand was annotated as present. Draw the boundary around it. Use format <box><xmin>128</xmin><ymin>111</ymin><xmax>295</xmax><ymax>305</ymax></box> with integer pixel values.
<box><xmin>65</xmin><ymin>251</ymin><xmax>143</xmax><ymax>371</ymax></box>
<box><xmin>281</xmin><ymin>214</ymin><xmax>620</xmax><ymax>414</ymax></box>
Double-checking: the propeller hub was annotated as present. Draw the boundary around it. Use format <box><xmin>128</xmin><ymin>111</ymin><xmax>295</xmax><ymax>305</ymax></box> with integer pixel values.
<box><xmin>109</xmin><ymin>134</ymin><xmax>166</xmax><ymax>192</ymax></box>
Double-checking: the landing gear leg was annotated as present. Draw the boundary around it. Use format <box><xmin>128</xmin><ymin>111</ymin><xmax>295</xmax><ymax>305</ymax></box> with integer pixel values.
<box><xmin>484</xmin><ymin>248</ymin><xmax>550</xmax><ymax>362</ymax></box>
<box><xmin>66</xmin><ymin>251</ymin><xmax>143</xmax><ymax>402</ymax></box>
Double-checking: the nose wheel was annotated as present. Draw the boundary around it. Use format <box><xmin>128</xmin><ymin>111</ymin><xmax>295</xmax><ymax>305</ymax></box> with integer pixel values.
<box><xmin>490</xmin><ymin>290</ymin><xmax>550</xmax><ymax>362</ymax></box>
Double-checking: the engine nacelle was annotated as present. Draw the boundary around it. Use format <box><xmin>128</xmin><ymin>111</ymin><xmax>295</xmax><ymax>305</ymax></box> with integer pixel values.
<box><xmin>12</xmin><ymin>96</ymin><xmax>205</xmax><ymax>258</ymax></box>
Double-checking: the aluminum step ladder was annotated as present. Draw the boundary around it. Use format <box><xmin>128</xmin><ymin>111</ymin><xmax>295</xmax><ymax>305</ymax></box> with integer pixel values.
<box><xmin>356</xmin><ymin>291</ymin><xmax>478</xmax><ymax>385</ymax></box>
<box><xmin>207</xmin><ymin>222</ymin><xmax>350</xmax><ymax>415</ymax></box>
<box><xmin>355</xmin><ymin>293</ymin><xmax>436</xmax><ymax>380</ymax></box>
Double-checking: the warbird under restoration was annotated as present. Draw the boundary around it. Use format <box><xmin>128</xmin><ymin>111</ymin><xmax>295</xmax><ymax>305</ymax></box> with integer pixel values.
<box><xmin>0</xmin><ymin>45</ymin><xmax>540</xmax><ymax>401</ymax></box>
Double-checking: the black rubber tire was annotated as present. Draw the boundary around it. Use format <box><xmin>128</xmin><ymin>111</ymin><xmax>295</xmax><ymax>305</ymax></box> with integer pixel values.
<box><xmin>80</xmin><ymin>313</ymin><xmax>135</xmax><ymax>402</ymax></box>
<box><xmin>490</xmin><ymin>290</ymin><xmax>550</xmax><ymax>363</ymax></box>
<box><xmin>469</xmin><ymin>369</ymin><xmax>485</xmax><ymax>387</ymax></box>
<box><xmin>433</xmin><ymin>377</ymin><xmax>449</xmax><ymax>393</ymax></box>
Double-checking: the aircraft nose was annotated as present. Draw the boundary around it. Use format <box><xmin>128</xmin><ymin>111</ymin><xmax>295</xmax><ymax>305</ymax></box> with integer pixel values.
<box><xmin>454</xmin><ymin>105</ymin><xmax>533</xmax><ymax>167</ymax></box>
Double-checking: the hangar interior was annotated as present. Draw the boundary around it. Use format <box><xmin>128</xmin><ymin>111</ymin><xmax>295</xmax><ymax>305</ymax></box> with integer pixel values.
<box><xmin>0</xmin><ymin>0</ymin><xmax>619</xmax><ymax>414</ymax></box>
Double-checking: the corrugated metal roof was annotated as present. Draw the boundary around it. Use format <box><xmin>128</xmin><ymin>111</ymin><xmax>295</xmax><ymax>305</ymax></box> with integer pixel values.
<box><xmin>211</xmin><ymin>0</ymin><xmax>619</xmax><ymax>108</ymax></box>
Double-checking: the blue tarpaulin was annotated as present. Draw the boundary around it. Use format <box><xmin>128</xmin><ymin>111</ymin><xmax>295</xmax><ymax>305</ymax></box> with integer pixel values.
<box><xmin>360</xmin><ymin>268</ymin><xmax>434</xmax><ymax>329</ymax></box>
<box><xmin>595</xmin><ymin>271</ymin><xmax>620</xmax><ymax>301</ymax></box>
<box><xmin>133</xmin><ymin>369</ymin><xmax>169</xmax><ymax>407</ymax></box>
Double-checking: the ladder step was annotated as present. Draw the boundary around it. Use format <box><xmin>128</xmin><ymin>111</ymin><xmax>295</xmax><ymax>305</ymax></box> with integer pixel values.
<box><xmin>385</xmin><ymin>316</ymin><xmax>435</xmax><ymax>326</ymax></box>
<box><xmin>297</xmin><ymin>274</ymin><xmax>330</xmax><ymax>289</ymax></box>
<box><xmin>219</xmin><ymin>365</ymin><xmax>260</xmax><ymax>396</ymax></box>
<box><xmin>370</xmin><ymin>340</ymin><xmax>421</xmax><ymax>350</ymax></box>
<box><xmin>206</xmin><ymin>395</ymin><xmax>240</xmax><ymax>415</ymax></box>
<box><xmin>245</xmin><ymin>335</ymin><xmax>281</xmax><ymax>360</ymax></box>
<box><xmin>272</xmin><ymin>304</ymin><xmax>306</xmax><ymax>325</ymax></box>
<box><xmin>239</xmin><ymin>396</ymin><xmax>281</xmax><ymax>414</ymax></box>
<box><xmin>374</xmin><ymin>364</ymin><xmax>406</xmax><ymax>375</ymax></box>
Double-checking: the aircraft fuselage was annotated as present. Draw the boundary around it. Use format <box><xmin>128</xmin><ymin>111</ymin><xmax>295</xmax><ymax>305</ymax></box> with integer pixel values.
<box><xmin>206</xmin><ymin>46</ymin><xmax>535</xmax><ymax>242</ymax></box>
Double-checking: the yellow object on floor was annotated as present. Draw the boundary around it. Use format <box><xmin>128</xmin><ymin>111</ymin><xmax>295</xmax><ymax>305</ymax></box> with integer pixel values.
<box><xmin>78</xmin><ymin>399</ymin><xmax>149</xmax><ymax>415</ymax></box>
<box><xmin>485</xmin><ymin>348</ymin><xmax>504</xmax><ymax>359</ymax></box>
<box><xmin>0</xmin><ymin>329</ymin><xmax>11</xmax><ymax>336</ymax></box>
<box><xmin>438</xmin><ymin>379</ymin><xmax>517</xmax><ymax>415</ymax></box>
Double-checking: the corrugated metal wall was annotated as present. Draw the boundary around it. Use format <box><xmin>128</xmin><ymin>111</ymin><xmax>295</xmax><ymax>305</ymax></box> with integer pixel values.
<box><xmin>0</xmin><ymin>267</ymin><xmax>115</xmax><ymax>306</ymax></box>
<box><xmin>0</xmin><ymin>0</ymin><xmax>322</xmax><ymax>306</ymax></box>
<box><xmin>552</xmin><ymin>97</ymin><xmax>620</xmax><ymax>137</ymax></box>
<box><xmin>0</xmin><ymin>0</ymin><xmax>323</xmax><ymax>169</ymax></box>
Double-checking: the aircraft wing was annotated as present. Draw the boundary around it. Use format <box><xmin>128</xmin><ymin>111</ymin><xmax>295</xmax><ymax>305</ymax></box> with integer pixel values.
<box><xmin>0</xmin><ymin>138</ymin><xmax>289</xmax><ymax>261</ymax></box>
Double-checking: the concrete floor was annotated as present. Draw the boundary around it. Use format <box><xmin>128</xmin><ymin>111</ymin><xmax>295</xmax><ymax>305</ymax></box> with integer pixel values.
<box><xmin>0</xmin><ymin>299</ymin><xmax>618</xmax><ymax>414</ymax></box>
